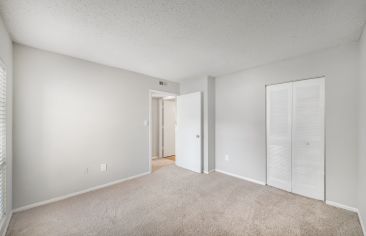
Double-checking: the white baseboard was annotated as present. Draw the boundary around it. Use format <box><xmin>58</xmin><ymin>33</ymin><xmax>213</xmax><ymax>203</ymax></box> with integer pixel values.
<box><xmin>215</xmin><ymin>169</ymin><xmax>266</xmax><ymax>186</ymax></box>
<box><xmin>152</xmin><ymin>156</ymin><xmax>158</xmax><ymax>160</ymax></box>
<box><xmin>325</xmin><ymin>200</ymin><xmax>358</xmax><ymax>212</ymax></box>
<box><xmin>204</xmin><ymin>169</ymin><xmax>214</xmax><ymax>174</ymax></box>
<box><xmin>13</xmin><ymin>171</ymin><xmax>150</xmax><ymax>213</ymax></box>
<box><xmin>325</xmin><ymin>200</ymin><xmax>365</xmax><ymax>234</ymax></box>
<box><xmin>358</xmin><ymin>211</ymin><xmax>365</xmax><ymax>236</ymax></box>
<box><xmin>1</xmin><ymin>211</ymin><xmax>12</xmax><ymax>236</ymax></box>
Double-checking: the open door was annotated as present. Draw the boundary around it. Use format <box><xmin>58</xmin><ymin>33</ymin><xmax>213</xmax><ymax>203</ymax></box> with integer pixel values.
<box><xmin>175</xmin><ymin>92</ymin><xmax>202</xmax><ymax>173</ymax></box>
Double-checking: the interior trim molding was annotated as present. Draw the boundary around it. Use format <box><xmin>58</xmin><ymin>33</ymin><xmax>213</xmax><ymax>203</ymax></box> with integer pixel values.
<box><xmin>325</xmin><ymin>199</ymin><xmax>365</xmax><ymax>234</ymax></box>
<box><xmin>325</xmin><ymin>200</ymin><xmax>358</xmax><ymax>212</ymax></box>
<box><xmin>13</xmin><ymin>171</ymin><xmax>150</xmax><ymax>213</ymax></box>
<box><xmin>204</xmin><ymin>169</ymin><xmax>215</xmax><ymax>174</ymax></box>
<box><xmin>358</xmin><ymin>211</ymin><xmax>365</xmax><ymax>236</ymax></box>
<box><xmin>215</xmin><ymin>169</ymin><xmax>266</xmax><ymax>186</ymax></box>
<box><xmin>1</xmin><ymin>211</ymin><xmax>13</xmax><ymax>236</ymax></box>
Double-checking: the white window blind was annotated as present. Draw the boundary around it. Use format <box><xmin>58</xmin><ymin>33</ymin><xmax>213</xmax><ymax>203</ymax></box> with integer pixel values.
<box><xmin>0</xmin><ymin>61</ymin><xmax>6</xmax><ymax>220</ymax></box>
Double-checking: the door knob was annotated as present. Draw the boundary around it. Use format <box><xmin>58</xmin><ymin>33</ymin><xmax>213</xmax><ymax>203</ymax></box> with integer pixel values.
<box><xmin>196</xmin><ymin>135</ymin><xmax>200</xmax><ymax>138</ymax></box>
<box><xmin>306</xmin><ymin>141</ymin><xmax>310</xmax><ymax>146</ymax></box>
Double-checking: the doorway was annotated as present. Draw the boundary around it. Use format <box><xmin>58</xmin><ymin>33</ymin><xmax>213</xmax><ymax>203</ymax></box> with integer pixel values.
<box><xmin>150</xmin><ymin>91</ymin><xmax>177</xmax><ymax>172</ymax></box>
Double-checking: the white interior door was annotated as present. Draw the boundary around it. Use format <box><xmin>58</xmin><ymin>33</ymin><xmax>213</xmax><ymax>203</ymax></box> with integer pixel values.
<box><xmin>163</xmin><ymin>99</ymin><xmax>176</xmax><ymax>157</ymax></box>
<box><xmin>266</xmin><ymin>83</ymin><xmax>293</xmax><ymax>192</ymax></box>
<box><xmin>175</xmin><ymin>92</ymin><xmax>202</xmax><ymax>173</ymax></box>
<box><xmin>292</xmin><ymin>78</ymin><xmax>325</xmax><ymax>200</ymax></box>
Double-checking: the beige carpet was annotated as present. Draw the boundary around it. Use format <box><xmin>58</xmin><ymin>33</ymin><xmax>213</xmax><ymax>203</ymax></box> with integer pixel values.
<box><xmin>7</xmin><ymin>161</ymin><xmax>363</xmax><ymax>236</ymax></box>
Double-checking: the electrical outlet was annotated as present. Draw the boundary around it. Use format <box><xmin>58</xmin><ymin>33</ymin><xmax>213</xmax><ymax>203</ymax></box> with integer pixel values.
<box><xmin>225</xmin><ymin>155</ymin><xmax>229</xmax><ymax>161</ymax></box>
<box><xmin>100</xmin><ymin>163</ymin><xmax>107</xmax><ymax>172</ymax></box>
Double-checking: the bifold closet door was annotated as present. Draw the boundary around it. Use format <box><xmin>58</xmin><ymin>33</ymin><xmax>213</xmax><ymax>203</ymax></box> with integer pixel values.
<box><xmin>266</xmin><ymin>83</ymin><xmax>293</xmax><ymax>192</ymax></box>
<box><xmin>292</xmin><ymin>78</ymin><xmax>325</xmax><ymax>200</ymax></box>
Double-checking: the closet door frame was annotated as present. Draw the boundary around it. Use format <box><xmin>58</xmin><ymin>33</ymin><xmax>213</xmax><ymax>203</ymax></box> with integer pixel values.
<box><xmin>265</xmin><ymin>76</ymin><xmax>326</xmax><ymax>201</ymax></box>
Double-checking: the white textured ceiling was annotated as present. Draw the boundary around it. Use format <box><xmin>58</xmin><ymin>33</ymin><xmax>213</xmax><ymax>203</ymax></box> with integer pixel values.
<box><xmin>1</xmin><ymin>0</ymin><xmax>366</xmax><ymax>81</ymax></box>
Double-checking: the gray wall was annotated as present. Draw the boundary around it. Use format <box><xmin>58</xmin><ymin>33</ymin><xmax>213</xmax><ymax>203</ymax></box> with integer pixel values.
<box><xmin>151</xmin><ymin>98</ymin><xmax>159</xmax><ymax>157</ymax></box>
<box><xmin>180</xmin><ymin>76</ymin><xmax>215</xmax><ymax>172</ymax></box>
<box><xmin>207</xmin><ymin>77</ymin><xmax>215</xmax><ymax>171</ymax></box>
<box><xmin>0</xmin><ymin>16</ymin><xmax>12</xmax><ymax>235</ymax></box>
<box><xmin>358</xmin><ymin>25</ymin><xmax>366</xmax><ymax>229</ymax></box>
<box><xmin>13</xmin><ymin>44</ymin><xmax>179</xmax><ymax>209</ymax></box>
<box><xmin>215</xmin><ymin>43</ymin><xmax>359</xmax><ymax>207</ymax></box>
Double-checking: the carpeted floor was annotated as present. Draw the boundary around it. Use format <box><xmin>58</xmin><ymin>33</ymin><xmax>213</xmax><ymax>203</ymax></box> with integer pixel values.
<box><xmin>7</xmin><ymin>160</ymin><xmax>363</xmax><ymax>236</ymax></box>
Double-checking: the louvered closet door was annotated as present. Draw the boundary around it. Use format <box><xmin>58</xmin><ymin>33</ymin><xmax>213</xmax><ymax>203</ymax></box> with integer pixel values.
<box><xmin>266</xmin><ymin>83</ymin><xmax>293</xmax><ymax>192</ymax></box>
<box><xmin>292</xmin><ymin>78</ymin><xmax>325</xmax><ymax>200</ymax></box>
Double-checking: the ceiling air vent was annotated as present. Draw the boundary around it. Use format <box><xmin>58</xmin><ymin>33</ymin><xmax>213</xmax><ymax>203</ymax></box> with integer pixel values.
<box><xmin>159</xmin><ymin>81</ymin><xmax>168</xmax><ymax>86</ymax></box>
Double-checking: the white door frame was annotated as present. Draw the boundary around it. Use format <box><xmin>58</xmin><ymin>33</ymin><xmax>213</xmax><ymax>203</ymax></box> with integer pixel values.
<box><xmin>148</xmin><ymin>90</ymin><xmax>178</xmax><ymax>173</ymax></box>
<box><xmin>265</xmin><ymin>76</ymin><xmax>326</xmax><ymax>201</ymax></box>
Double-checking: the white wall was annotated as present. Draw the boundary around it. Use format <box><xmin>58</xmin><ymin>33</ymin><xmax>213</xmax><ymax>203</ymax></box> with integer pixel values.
<box><xmin>180</xmin><ymin>76</ymin><xmax>215</xmax><ymax>172</ymax></box>
<box><xmin>151</xmin><ymin>98</ymin><xmax>159</xmax><ymax>157</ymax></box>
<box><xmin>0</xmin><ymin>16</ymin><xmax>12</xmax><ymax>235</ymax></box>
<box><xmin>216</xmin><ymin>43</ymin><xmax>359</xmax><ymax>207</ymax></box>
<box><xmin>13</xmin><ymin>44</ymin><xmax>179</xmax><ymax>209</ymax></box>
<box><xmin>358</xmin><ymin>25</ymin><xmax>366</xmax><ymax>230</ymax></box>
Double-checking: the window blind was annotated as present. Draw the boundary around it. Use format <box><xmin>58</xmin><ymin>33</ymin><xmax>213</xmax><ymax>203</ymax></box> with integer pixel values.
<box><xmin>0</xmin><ymin>61</ymin><xmax>6</xmax><ymax>219</ymax></box>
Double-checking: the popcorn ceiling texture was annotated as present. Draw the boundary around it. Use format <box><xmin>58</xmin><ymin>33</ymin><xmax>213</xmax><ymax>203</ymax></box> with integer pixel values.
<box><xmin>0</xmin><ymin>0</ymin><xmax>366</xmax><ymax>81</ymax></box>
